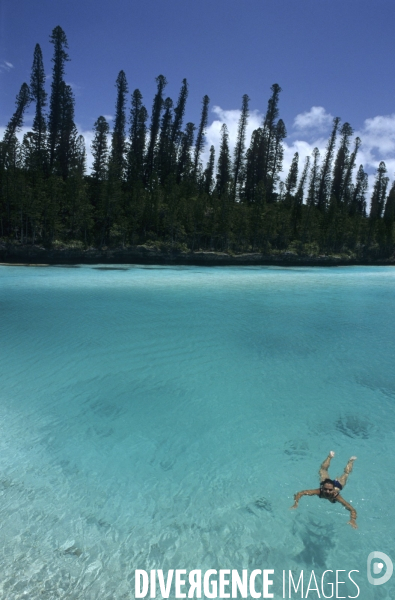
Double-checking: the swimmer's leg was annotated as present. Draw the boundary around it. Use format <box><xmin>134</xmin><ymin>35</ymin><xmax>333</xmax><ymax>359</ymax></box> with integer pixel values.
<box><xmin>337</xmin><ymin>456</ymin><xmax>357</xmax><ymax>488</ymax></box>
<box><xmin>319</xmin><ymin>450</ymin><xmax>335</xmax><ymax>482</ymax></box>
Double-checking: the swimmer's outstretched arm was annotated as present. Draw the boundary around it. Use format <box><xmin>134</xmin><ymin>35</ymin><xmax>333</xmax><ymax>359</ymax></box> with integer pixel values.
<box><xmin>290</xmin><ymin>489</ymin><xmax>320</xmax><ymax>509</ymax></box>
<box><xmin>336</xmin><ymin>495</ymin><xmax>358</xmax><ymax>529</ymax></box>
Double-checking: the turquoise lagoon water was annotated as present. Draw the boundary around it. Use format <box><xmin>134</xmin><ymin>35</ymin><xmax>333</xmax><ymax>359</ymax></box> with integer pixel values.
<box><xmin>0</xmin><ymin>265</ymin><xmax>394</xmax><ymax>599</ymax></box>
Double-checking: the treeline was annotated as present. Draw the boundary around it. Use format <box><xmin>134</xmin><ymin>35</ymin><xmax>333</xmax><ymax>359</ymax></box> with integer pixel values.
<box><xmin>1</xmin><ymin>26</ymin><xmax>394</xmax><ymax>257</ymax></box>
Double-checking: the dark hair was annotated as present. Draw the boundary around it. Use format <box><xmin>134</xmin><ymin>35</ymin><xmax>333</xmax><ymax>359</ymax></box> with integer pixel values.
<box><xmin>320</xmin><ymin>478</ymin><xmax>334</xmax><ymax>487</ymax></box>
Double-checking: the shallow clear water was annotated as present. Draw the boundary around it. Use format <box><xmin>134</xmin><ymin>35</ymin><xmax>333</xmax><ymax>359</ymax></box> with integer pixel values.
<box><xmin>0</xmin><ymin>265</ymin><xmax>394</xmax><ymax>599</ymax></box>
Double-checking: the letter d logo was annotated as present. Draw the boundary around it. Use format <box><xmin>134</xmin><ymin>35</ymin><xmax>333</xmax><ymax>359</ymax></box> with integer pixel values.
<box><xmin>367</xmin><ymin>552</ymin><xmax>393</xmax><ymax>585</ymax></box>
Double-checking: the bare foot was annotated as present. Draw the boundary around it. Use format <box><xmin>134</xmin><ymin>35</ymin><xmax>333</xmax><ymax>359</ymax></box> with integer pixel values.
<box><xmin>329</xmin><ymin>451</ymin><xmax>335</xmax><ymax>457</ymax></box>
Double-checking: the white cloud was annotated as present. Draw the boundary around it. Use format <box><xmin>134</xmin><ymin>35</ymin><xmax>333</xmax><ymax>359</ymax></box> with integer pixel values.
<box><xmin>202</xmin><ymin>105</ymin><xmax>262</xmax><ymax>167</ymax></box>
<box><xmin>202</xmin><ymin>105</ymin><xmax>333</xmax><ymax>177</ymax></box>
<box><xmin>293</xmin><ymin>106</ymin><xmax>333</xmax><ymax>133</ymax></box>
<box><xmin>201</xmin><ymin>105</ymin><xmax>395</xmax><ymax>204</ymax></box>
<box><xmin>289</xmin><ymin>109</ymin><xmax>395</xmax><ymax>175</ymax></box>
<box><xmin>202</xmin><ymin>105</ymin><xmax>325</xmax><ymax>181</ymax></box>
<box><xmin>355</xmin><ymin>114</ymin><xmax>395</xmax><ymax>167</ymax></box>
<box><xmin>0</xmin><ymin>125</ymin><xmax>28</xmax><ymax>138</ymax></box>
<box><xmin>78</xmin><ymin>127</ymin><xmax>95</xmax><ymax>168</ymax></box>
<box><xmin>0</xmin><ymin>60</ymin><xmax>14</xmax><ymax>72</ymax></box>
<box><xmin>65</xmin><ymin>81</ymin><xmax>83</xmax><ymax>98</ymax></box>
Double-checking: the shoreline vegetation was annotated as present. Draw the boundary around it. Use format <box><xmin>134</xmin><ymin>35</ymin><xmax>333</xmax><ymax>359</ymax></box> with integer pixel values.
<box><xmin>1</xmin><ymin>241</ymin><xmax>394</xmax><ymax>267</ymax></box>
<box><xmin>1</xmin><ymin>26</ymin><xmax>394</xmax><ymax>264</ymax></box>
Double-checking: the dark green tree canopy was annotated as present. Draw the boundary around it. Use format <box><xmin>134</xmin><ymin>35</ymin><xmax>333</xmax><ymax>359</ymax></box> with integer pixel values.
<box><xmin>1</xmin><ymin>29</ymin><xmax>394</xmax><ymax>259</ymax></box>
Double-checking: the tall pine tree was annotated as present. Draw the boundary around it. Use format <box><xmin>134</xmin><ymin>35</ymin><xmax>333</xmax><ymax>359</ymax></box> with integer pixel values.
<box><xmin>331</xmin><ymin>122</ymin><xmax>353</xmax><ymax>204</ymax></box>
<box><xmin>128</xmin><ymin>89</ymin><xmax>148</xmax><ymax>184</ymax></box>
<box><xmin>266</xmin><ymin>118</ymin><xmax>286</xmax><ymax>198</ymax></box>
<box><xmin>171</xmin><ymin>79</ymin><xmax>188</xmax><ymax>146</ymax></box>
<box><xmin>350</xmin><ymin>164</ymin><xmax>368</xmax><ymax>216</ymax></box>
<box><xmin>342</xmin><ymin>136</ymin><xmax>361</xmax><ymax>209</ymax></box>
<box><xmin>91</xmin><ymin>116</ymin><xmax>110</xmax><ymax>182</ymax></box>
<box><xmin>244</xmin><ymin>129</ymin><xmax>262</xmax><ymax>202</ymax></box>
<box><xmin>260</xmin><ymin>83</ymin><xmax>282</xmax><ymax>198</ymax></box>
<box><xmin>216</xmin><ymin>124</ymin><xmax>231</xmax><ymax>196</ymax></box>
<box><xmin>145</xmin><ymin>75</ymin><xmax>167</xmax><ymax>183</ymax></box>
<box><xmin>157</xmin><ymin>97</ymin><xmax>174</xmax><ymax>182</ymax></box>
<box><xmin>370</xmin><ymin>161</ymin><xmax>388</xmax><ymax>219</ymax></box>
<box><xmin>204</xmin><ymin>145</ymin><xmax>215</xmax><ymax>194</ymax></box>
<box><xmin>316</xmin><ymin>117</ymin><xmax>340</xmax><ymax>210</ymax></box>
<box><xmin>232</xmin><ymin>94</ymin><xmax>249</xmax><ymax>200</ymax></box>
<box><xmin>48</xmin><ymin>26</ymin><xmax>69</xmax><ymax>170</ymax></box>
<box><xmin>193</xmin><ymin>95</ymin><xmax>209</xmax><ymax>177</ymax></box>
<box><xmin>111</xmin><ymin>70</ymin><xmax>129</xmax><ymax>177</ymax></box>
<box><xmin>0</xmin><ymin>82</ymin><xmax>30</xmax><ymax>238</ymax></box>
<box><xmin>30</xmin><ymin>44</ymin><xmax>47</xmax><ymax>167</ymax></box>
<box><xmin>285</xmin><ymin>152</ymin><xmax>299</xmax><ymax>196</ymax></box>
<box><xmin>177</xmin><ymin>122</ymin><xmax>195</xmax><ymax>183</ymax></box>
<box><xmin>58</xmin><ymin>82</ymin><xmax>79</xmax><ymax>180</ymax></box>
<box><xmin>1</xmin><ymin>83</ymin><xmax>31</xmax><ymax>164</ymax></box>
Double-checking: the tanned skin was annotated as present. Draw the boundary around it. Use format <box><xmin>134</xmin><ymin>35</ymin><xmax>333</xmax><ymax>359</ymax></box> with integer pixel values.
<box><xmin>290</xmin><ymin>451</ymin><xmax>358</xmax><ymax>529</ymax></box>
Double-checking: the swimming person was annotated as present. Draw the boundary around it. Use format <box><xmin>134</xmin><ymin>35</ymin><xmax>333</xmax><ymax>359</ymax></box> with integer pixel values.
<box><xmin>290</xmin><ymin>451</ymin><xmax>358</xmax><ymax>528</ymax></box>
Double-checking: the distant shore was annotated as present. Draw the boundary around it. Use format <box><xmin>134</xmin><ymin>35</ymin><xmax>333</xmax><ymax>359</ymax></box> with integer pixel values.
<box><xmin>1</xmin><ymin>242</ymin><xmax>394</xmax><ymax>267</ymax></box>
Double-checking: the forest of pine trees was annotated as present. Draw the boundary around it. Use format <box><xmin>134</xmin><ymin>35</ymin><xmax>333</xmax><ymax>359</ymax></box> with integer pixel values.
<box><xmin>1</xmin><ymin>26</ymin><xmax>394</xmax><ymax>258</ymax></box>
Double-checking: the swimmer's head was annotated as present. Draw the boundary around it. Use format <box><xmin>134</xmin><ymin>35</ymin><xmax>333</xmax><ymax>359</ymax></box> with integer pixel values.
<box><xmin>320</xmin><ymin>479</ymin><xmax>339</xmax><ymax>497</ymax></box>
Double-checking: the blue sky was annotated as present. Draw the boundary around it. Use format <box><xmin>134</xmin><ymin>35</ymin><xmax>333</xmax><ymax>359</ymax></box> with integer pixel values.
<box><xmin>1</xmin><ymin>0</ymin><xmax>395</xmax><ymax>189</ymax></box>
